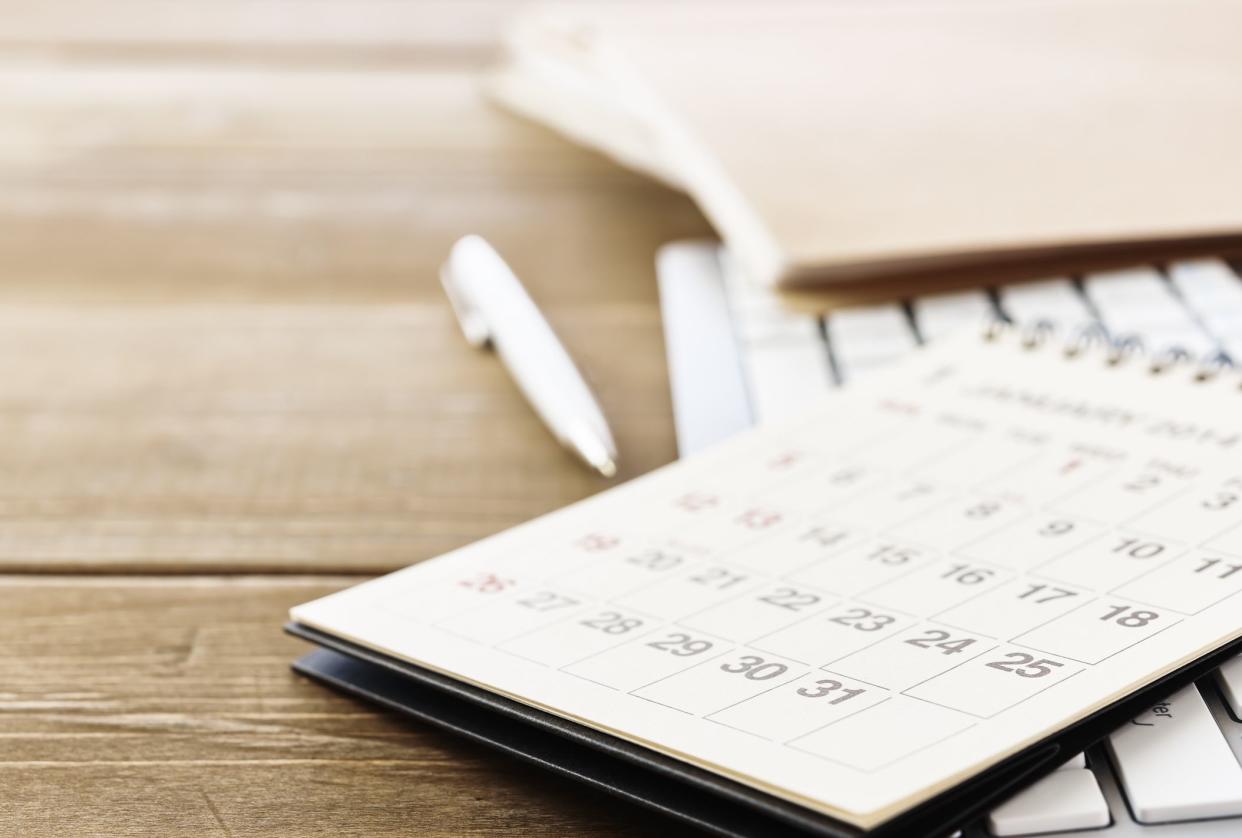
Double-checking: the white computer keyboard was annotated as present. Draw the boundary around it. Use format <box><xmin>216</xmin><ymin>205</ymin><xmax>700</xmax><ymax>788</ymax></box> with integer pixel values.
<box><xmin>656</xmin><ymin>242</ymin><xmax>1242</xmax><ymax>837</ymax></box>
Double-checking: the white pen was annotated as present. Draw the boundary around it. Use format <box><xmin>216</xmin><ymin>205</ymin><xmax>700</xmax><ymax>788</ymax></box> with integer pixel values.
<box><xmin>440</xmin><ymin>235</ymin><xmax>619</xmax><ymax>478</ymax></box>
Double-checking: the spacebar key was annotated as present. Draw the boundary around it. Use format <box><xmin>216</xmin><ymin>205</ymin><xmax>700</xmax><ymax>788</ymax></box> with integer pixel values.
<box><xmin>1107</xmin><ymin>684</ymin><xmax>1242</xmax><ymax>823</ymax></box>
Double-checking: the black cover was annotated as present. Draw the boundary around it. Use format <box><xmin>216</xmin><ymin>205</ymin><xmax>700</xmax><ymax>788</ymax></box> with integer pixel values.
<box><xmin>287</xmin><ymin>621</ymin><xmax>1242</xmax><ymax>837</ymax></box>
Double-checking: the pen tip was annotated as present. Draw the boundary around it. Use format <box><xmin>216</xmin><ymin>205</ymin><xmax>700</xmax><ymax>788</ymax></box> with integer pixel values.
<box><xmin>564</xmin><ymin>420</ymin><xmax>618</xmax><ymax>479</ymax></box>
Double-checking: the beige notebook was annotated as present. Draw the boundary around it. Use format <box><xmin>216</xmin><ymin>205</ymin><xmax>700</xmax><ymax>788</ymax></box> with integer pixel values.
<box><xmin>292</xmin><ymin>327</ymin><xmax>1242</xmax><ymax>832</ymax></box>
<box><xmin>491</xmin><ymin>1</ymin><xmax>1242</xmax><ymax>291</ymax></box>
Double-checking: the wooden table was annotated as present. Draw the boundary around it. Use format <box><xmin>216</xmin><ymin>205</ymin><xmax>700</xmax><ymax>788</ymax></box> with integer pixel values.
<box><xmin>0</xmin><ymin>3</ymin><xmax>713</xmax><ymax>834</ymax></box>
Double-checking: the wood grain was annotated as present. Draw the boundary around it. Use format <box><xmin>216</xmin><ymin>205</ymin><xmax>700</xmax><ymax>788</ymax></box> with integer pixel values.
<box><xmin>0</xmin><ymin>56</ymin><xmax>711</xmax><ymax>572</ymax></box>
<box><xmin>0</xmin><ymin>301</ymin><xmax>677</xmax><ymax>572</ymax></box>
<box><xmin>0</xmin><ymin>0</ymin><xmax>712</xmax><ymax>833</ymax></box>
<box><xmin>0</xmin><ymin>1</ymin><xmax>513</xmax><ymax>64</ymax></box>
<box><xmin>0</xmin><ymin>578</ymin><xmax>674</xmax><ymax>836</ymax></box>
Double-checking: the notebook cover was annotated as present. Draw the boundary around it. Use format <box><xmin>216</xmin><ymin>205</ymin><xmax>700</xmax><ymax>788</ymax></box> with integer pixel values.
<box><xmin>287</xmin><ymin>620</ymin><xmax>1242</xmax><ymax>837</ymax></box>
<box><xmin>493</xmin><ymin>0</ymin><xmax>1242</xmax><ymax>289</ymax></box>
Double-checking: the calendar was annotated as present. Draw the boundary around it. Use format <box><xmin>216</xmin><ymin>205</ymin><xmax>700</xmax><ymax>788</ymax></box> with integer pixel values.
<box><xmin>291</xmin><ymin>328</ymin><xmax>1242</xmax><ymax>830</ymax></box>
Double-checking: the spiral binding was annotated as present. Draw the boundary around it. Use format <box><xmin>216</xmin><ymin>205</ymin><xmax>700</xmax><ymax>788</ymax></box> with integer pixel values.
<box><xmin>981</xmin><ymin>317</ymin><xmax>1236</xmax><ymax>384</ymax></box>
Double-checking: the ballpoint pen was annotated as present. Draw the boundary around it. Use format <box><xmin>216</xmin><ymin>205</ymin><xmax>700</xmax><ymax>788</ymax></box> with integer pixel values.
<box><xmin>439</xmin><ymin>235</ymin><xmax>619</xmax><ymax>478</ymax></box>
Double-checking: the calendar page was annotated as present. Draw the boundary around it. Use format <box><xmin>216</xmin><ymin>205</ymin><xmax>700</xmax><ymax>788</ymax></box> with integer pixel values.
<box><xmin>291</xmin><ymin>330</ymin><xmax>1242</xmax><ymax>828</ymax></box>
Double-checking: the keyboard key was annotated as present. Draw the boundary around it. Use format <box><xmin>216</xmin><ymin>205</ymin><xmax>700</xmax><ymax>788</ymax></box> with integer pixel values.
<box><xmin>986</xmin><ymin>768</ymin><xmax>1109</xmax><ymax>836</ymax></box>
<box><xmin>1057</xmin><ymin>752</ymin><xmax>1087</xmax><ymax>771</ymax></box>
<box><xmin>1085</xmin><ymin>267</ymin><xmax>1204</xmax><ymax>340</ymax></box>
<box><xmin>1170</xmin><ymin>258</ymin><xmax>1242</xmax><ymax>297</ymax></box>
<box><xmin>656</xmin><ymin>242</ymin><xmax>754</xmax><ymax>456</ymax></box>
<box><xmin>1169</xmin><ymin>259</ymin><xmax>1242</xmax><ymax>321</ymax></box>
<box><xmin>1137</xmin><ymin>325</ymin><xmax>1217</xmax><ymax>357</ymax></box>
<box><xmin>998</xmin><ymin>278</ymin><xmax>1092</xmax><ymax>328</ymax></box>
<box><xmin>730</xmin><ymin>292</ymin><xmax>822</xmax><ymax>342</ymax></box>
<box><xmin>912</xmin><ymin>290</ymin><xmax>994</xmax><ymax>341</ymax></box>
<box><xmin>825</xmin><ymin>304</ymin><xmax>917</xmax><ymax>382</ymax></box>
<box><xmin>1084</xmin><ymin>266</ymin><xmax>1170</xmax><ymax>306</ymax></box>
<box><xmin>1219</xmin><ymin>654</ymin><xmax>1242</xmax><ymax>718</ymax></box>
<box><xmin>1107</xmin><ymin>684</ymin><xmax>1242</xmax><ymax>823</ymax></box>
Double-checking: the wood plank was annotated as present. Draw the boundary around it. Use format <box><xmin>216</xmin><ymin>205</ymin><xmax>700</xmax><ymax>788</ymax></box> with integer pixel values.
<box><xmin>0</xmin><ymin>67</ymin><xmax>612</xmax><ymax>171</ymax></box>
<box><xmin>0</xmin><ymin>1</ymin><xmax>513</xmax><ymax>63</ymax></box>
<box><xmin>0</xmin><ymin>577</ymin><xmax>671</xmax><ymax>836</ymax></box>
<box><xmin>0</xmin><ymin>57</ymin><xmax>710</xmax><ymax>572</ymax></box>
<box><xmin>0</xmin><ymin>1</ymin><xmax>684</xmax><ymax>64</ymax></box>
<box><xmin>0</xmin><ymin>66</ymin><xmax>711</xmax><ymax>304</ymax></box>
<box><xmin>0</xmin><ymin>302</ymin><xmax>675</xmax><ymax>572</ymax></box>
<box><xmin>0</xmin><ymin>180</ymin><xmax>709</xmax><ymax>305</ymax></box>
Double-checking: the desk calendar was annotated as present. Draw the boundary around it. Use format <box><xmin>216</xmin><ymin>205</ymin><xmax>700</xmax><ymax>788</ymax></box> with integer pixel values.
<box><xmin>289</xmin><ymin>328</ymin><xmax>1242</xmax><ymax>837</ymax></box>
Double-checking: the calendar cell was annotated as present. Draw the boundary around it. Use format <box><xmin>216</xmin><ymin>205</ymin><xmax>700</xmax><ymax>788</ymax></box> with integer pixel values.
<box><xmin>936</xmin><ymin>578</ymin><xmax>1088</xmax><ymax>640</ymax></box>
<box><xmin>1205</xmin><ymin>511</ymin><xmax>1242</xmax><ymax>557</ymax></box>
<box><xmin>506</xmin><ymin>529</ymin><xmax>635</xmax><ymax>578</ymax></box>
<box><xmin>724</xmin><ymin>444</ymin><xmax>829</xmax><ymax>497</ymax></box>
<box><xmin>633</xmin><ymin>650</ymin><xmax>806</xmax><ymax>716</ymax></box>
<box><xmin>726</xmin><ymin>518</ymin><xmax>866</xmax><ymax>576</ymax></box>
<box><xmin>906</xmin><ymin>646</ymin><xmax>1080</xmax><ymax>717</ymax></box>
<box><xmin>498</xmin><ymin>607</ymin><xmax>653</xmax><ymax>667</ymax></box>
<box><xmin>913</xmin><ymin>429</ymin><xmax>1046</xmax><ymax>488</ymax></box>
<box><xmin>559</xmin><ymin>544</ymin><xmax>695</xmax><ymax>599</ymax></box>
<box><xmin>789</xmin><ymin>539</ymin><xmax>934</xmax><ymax>597</ymax></box>
<box><xmin>855</xmin><ymin>417</ymin><xmax>975</xmax><ymax>472</ymax></box>
<box><xmin>1051</xmin><ymin>460</ymin><xmax>1198</xmax><ymax>524</ymax></box>
<box><xmin>1014</xmin><ymin>599</ymin><xmax>1179</xmax><ymax>664</ymax></box>
<box><xmin>681</xmin><ymin>582</ymin><xmax>834</xmax><ymax>642</ymax></box>
<box><xmin>612</xmin><ymin>563</ymin><xmax>761</xmax><ymax>621</ymax></box>
<box><xmin>865</xmin><ymin>559</ymin><xmax>1010</xmax><ymax>616</ymax></box>
<box><xmin>750</xmin><ymin>602</ymin><xmax>916</xmax><ymax>665</ymax></box>
<box><xmin>709</xmin><ymin>671</ymin><xmax>888</xmax><ymax>742</ymax></box>
<box><xmin>1036</xmin><ymin>532</ymin><xmax>1180</xmax><ymax>591</ymax></box>
<box><xmin>829</xmin><ymin>478</ymin><xmax>953</xmax><ymax>530</ymax></box>
<box><xmin>889</xmin><ymin>494</ymin><xmax>1027</xmax><ymax>551</ymax></box>
<box><xmin>1113</xmin><ymin>550</ymin><xmax>1242</xmax><ymax>615</ymax></box>
<box><xmin>563</xmin><ymin>627</ymin><xmax>727</xmax><ymax>691</ymax></box>
<box><xmin>830</xmin><ymin>623</ymin><xmax>993</xmax><ymax>691</ymax></box>
<box><xmin>1127</xmin><ymin>476</ymin><xmax>1242</xmax><ymax>544</ymax></box>
<box><xmin>760</xmin><ymin>460</ymin><xmax>891</xmax><ymax>516</ymax></box>
<box><xmin>984</xmin><ymin>445</ymin><xmax>1124</xmax><ymax>506</ymax></box>
<box><xmin>791</xmin><ymin>696</ymin><xmax>975</xmax><ymax>771</ymax></box>
<box><xmin>383</xmin><ymin>570</ymin><xmax>523</xmax><ymax>625</ymax></box>
<box><xmin>641</xmin><ymin>486</ymin><xmax>743</xmax><ymax>544</ymax></box>
<box><xmin>435</xmin><ymin>587</ymin><xmax>586</xmax><ymax>645</ymax></box>
<box><xmin>781</xmin><ymin>404</ymin><xmax>909</xmax><ymax>462</ymax></box>
<box><xmin>958</xmin><ymin>514</ymin><xmax>1104</xmax><ymax>571</ymax></box>
<box><xmin>677</xmin><ymin>501</ymin><xmax>796</xmax><ymax>555</ymax></box>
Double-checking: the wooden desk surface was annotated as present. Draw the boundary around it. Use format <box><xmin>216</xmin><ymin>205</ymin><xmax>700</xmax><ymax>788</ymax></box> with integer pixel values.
<box><xmin>0</xmin><ymin>3</ymin><xmax>712</xmax><ymax>834</ymax></box>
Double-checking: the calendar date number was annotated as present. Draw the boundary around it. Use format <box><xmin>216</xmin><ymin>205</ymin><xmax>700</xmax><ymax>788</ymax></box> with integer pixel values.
<box><xmin>986</xmin><ymin>652</ymin><xmax>1065</xmax><ymax>678</ymax></box>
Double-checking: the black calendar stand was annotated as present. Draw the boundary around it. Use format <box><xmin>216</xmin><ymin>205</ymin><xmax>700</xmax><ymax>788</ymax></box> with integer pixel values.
<box><xmin>287</xmin><ymin>622</ymin><xmax>1242</xmax><ymax>838</ymax></box>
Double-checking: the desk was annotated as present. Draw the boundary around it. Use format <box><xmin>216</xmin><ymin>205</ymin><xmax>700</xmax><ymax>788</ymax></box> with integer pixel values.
<box><xmin>0</xmin><ymin>3</ymin><xmax>713</xmax><ymax>834</ymax></box>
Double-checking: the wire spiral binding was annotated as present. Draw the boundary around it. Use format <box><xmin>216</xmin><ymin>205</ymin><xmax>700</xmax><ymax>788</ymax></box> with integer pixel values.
<box><xmin>981</xmin><ymin>317</ymin><xmax>1236</xmax><ymax>384</ymax></box>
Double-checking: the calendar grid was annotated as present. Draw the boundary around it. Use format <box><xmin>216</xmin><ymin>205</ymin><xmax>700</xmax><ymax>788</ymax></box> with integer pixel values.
<box><xmin>904</xmin><ymin>664</ymin><xmax>1086</xmax><ymax>721</ymax></box>
<box><xmin>406</xmin><ymin>460</ymin><xmax>1232</xmax><ymax>767</ymax></box>
<box><xmin>292</xmin><ymin>333</ymin><xmax>1242</xmax><ymax>821</ymax></box>
<box><xmin>629</xmin><ymin>692</ymin><xmax>697</xmax><ymax>716</ymax></box>
<box><xmin>786</xmin><ymin>705</ymin><xmax>979</xmax><ymax>774</ymax></box>
<box><xmin>621</xmin><ymin>644</ymin><xmax>740</xmax><ymax>695</ymax></box>
<box><xmin>1010</xmin><ymin>613</ymin><xmax>1185</xmax><ymax>666</ymax></box>
<box><xmin>359</xmin><ymin>379</ymin><xmax>1242</xmax><ymax>778</ymax></box>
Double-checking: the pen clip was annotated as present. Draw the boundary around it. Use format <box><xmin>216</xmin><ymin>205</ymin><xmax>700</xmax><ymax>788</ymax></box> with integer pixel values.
<box><xmin>439</xmin><ymin>261</ymin><xmax>493</xmax><ymax>349</ymax></box>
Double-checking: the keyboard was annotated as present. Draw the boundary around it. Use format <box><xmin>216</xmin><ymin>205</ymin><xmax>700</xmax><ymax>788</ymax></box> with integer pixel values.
<box><xmin>656</xmin><ymin>242</ymin><xmax>1242</xmax><ymax>837</ymax></box>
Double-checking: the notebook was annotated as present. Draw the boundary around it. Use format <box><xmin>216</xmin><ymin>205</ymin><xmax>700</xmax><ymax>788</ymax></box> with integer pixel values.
<box><xmin>490</xmin><ymin>0</ymin><xmax>1242</xmax><ymax>292</ymax></box>
<box><xmin>289</xmin><ymin>327</ymin><xmax>1242</xmax><ymax>837</ymax></box>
